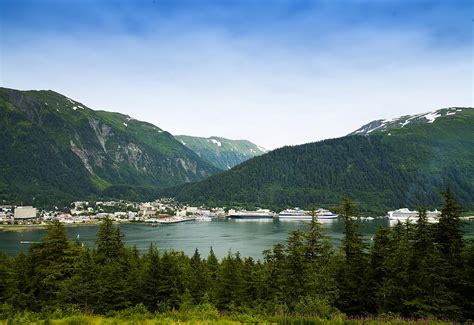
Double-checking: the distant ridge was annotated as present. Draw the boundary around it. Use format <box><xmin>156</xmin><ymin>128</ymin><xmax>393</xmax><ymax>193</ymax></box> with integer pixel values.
<box><xmin>174</xmin><ymin>135</ymin><xmax>266</xmax><ymax>170</ymax></box>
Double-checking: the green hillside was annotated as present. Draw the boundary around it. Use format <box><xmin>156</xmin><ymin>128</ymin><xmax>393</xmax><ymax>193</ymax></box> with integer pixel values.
<box><xmin>0</xmin><ymin>87</ymin><xmax>220</xmax><ymax>205</ymax></box>
<box><xmin>175</xmin><ymin>135</ymin><xmax>266</xmax><ymax>170</ymax></box>
<box><xmin>166</xmin><ymin>107</ymin><xmax>474</xmax><ymax>214</ymax></box>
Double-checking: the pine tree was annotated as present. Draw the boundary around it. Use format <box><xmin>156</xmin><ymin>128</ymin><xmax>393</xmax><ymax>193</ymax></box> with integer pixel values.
<box><xmin>157</xmin><ymin>251</ymin><xmax>189</xmax><ymax>310</ymax></box>
<box><xmin>61</xmin><ymin>249</ymin><xmax>98</xmax><ymax>312</ymax></box>
<box><xmin>189</xmin><ymin>248</ymin><xmax>210</xmax><ymax>304</ymax></box>
<box><xmin>336</xmin><ymin>198</ymin><xmax>370</xmax><ymax>314</ymax></box>
<box><xmin>141</xmin><ymin>244</ymin><xmax>162</xmax><ymax>311</ymax></box>
<box><xmin>28</xmin><ymin>220</ymin><xmax>81</xmax><ymax>308</ymax></box>
<box><xmin>304</xmin><ymin>204</ymin><xmax>337</xmax><ymax>303</ymax></box>
<box><xmin>284</xmin><ymin>230</ymin><xmax>307</xmax><ymax>307</ymax></box>
<box><xmin>92</xmin><ymin>218</ymin><xmax>133</xmax><ymax>313</ymax></box>
<box><xmin>215</xmin><ymin>251</ymin><xmax>244</xmax><ymax>310</ymax></box>
<box><xmin>369</xmin><ymin>226</ymin><xmax>391</xmax><ymax>313</ymax></box>
<box><xmin>262</xmin><ymin>243</ymin><xmax>287</xmax><ymax>304</ymax></box>
<box><xmin>95</xmin><ymin>217</ymin><xmax>126</xmax><ymax>262</ymax></box>
<box><xmin>461</xmin><ymin>239</ymin><xmax>474</xmax><ymax>319</ymax></box>
<box><xmin>435</xmin><ymin>188</ymin><xmax>464</xmax><ymax>262</ymax></box>
<box><xmin>0</xmin><ymin>252</ymin><xmax>14</xmax><ymax>304</ymax></box>
<box><xmin>205</xmin><ymin>247</ymin><xmax>219</xmax><ymax>303</ymax></box>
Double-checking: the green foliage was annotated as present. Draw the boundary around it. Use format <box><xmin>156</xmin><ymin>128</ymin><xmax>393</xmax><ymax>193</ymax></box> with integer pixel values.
<box><xmin>0</xmin><ymin>195</ymin><xmax>472</xmax><ymax>321</ymax></box>
<box><xmin>0</xmin><ymin>87</ymin><xmax>219</xmax><ymax>206</ymax></box>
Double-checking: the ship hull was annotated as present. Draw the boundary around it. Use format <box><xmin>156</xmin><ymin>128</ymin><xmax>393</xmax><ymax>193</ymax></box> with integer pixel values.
<box><xmin>278</xmin><ymin>215</ymin><xmax>338</xmax><ymax>220</ymax></box>
<box><xmin>228</xmin><ymin>215</ymin><xmax>273</xmax><ymax>219</ymax></box>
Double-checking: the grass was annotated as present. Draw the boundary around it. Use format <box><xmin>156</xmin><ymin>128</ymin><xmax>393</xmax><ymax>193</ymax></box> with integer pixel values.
<box><xmin>0</xmin><ymin>313</ymin><xmax>457</xmax><ymax>325</ymax></box>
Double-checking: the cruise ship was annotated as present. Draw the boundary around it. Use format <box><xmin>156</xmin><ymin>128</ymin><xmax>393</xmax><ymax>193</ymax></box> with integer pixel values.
<box><xmin>227</xmin><ymin>209</ymin><xmax>274</xmax><ymax>219</ymax></box>
<box><xmin>278</xmin><ymin>208</ymin><xmax>311</xmax><ymax>220</ymax></box>
<box><xmin>387</xmin><ymin>208</ymin><xmax>440</xmax><ymax>223</ymax></box>
<box><xmin>278</xmin><ymin>208</ymin><xmax>338</xmax><ymax>220</ymax></box>
<box><xmin>316</xmin><ymin>209</ymin><xmax>339</xmax><ymax>219</ymax></box>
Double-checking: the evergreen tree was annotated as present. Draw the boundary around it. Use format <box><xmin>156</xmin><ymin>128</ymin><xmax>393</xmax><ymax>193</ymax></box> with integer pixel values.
<box><xmin>461</xmin><ymin>239</ymin><xmax>474</xmax><ymax>319</ymax></box>
<box><xmin>92</xmin><ymin>218</ymin><xmax>133</xmax><ymax>313</ymax></box>
<box><xmin>304</xmin><ymin>204</ymin><xmax>337</xmax><ymax>303</ymax></box>
<box><xmin>28</xmin><ymin>220</ymin><xmax>81</xmax><ymax>308</ymax></box>
<box><xmin>141</xmin><ymin>244</ymin><xmax>162</xmax><ymax>311</ymax></box>
<box><xmin>95</xmin><ymin>217</ymin><xmax>126</xmax><ymax>262</ymax></box>
<box><xmin>189</xmin><ymin>248</ymin><xmax>210</xmax><ymax>304</ymax></box>
<box><xmin>262</xmin><ymin>243</ymin><xmax>287</xmax><ymax>305</ymax></box>
<box><xmin>205</xmin><ymin>247</ymin><xmax>220</xmax><ymax>303</ymax></box>
<box><xmin>435</xmin><ymin>188</ymin><xmax>464</xmax><ymax>262</ymax></box>
<box><xmin>0</xmin><ymin>252</ymin><xmax>14</xmax><ymax>304</ymax></box>
<box><xmin>369</xmin><ymin>226</ymin><xmax>391</xmax><ymax>313</ymax></box>
<box><xmin>284</xmin><ymin>230</ymin><xmax>307</xmax><ymax>307</ymax></box>
<box><xmin>336</xmin><ymin>199</ymin><xmax>370</xmax><ymax>314</ymax></box>
<box><xmin>215</xmin><ymin>251</ymin><xmax>244</xmax><ymax>310</ymax></box>
<box><xmin>157</xmin><ymin>251</ymin><xmax>189</xmax><ymax>310</ymax></box>
<box><xmin>62</xmin><ymin>249</ymin><xmax>98</xmax><ymax>312</ymax></box>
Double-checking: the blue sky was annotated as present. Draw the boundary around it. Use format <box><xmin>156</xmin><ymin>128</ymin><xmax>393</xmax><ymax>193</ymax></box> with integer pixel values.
<box><xmin>1</xmin><ymin>0</ymin><xmax>472</xmax><ymax>149</ymax></box>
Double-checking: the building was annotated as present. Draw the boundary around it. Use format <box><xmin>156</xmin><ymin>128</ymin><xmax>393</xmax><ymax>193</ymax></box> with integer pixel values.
<box><xmin>138</xmin><ymin>203</ymin><xmax>157</xmax><ymax>217</ymax></box>
<box><xmin>14</xmin><ymin>206</ymin><xmax>37</xmax><ymax>220</ymax></box>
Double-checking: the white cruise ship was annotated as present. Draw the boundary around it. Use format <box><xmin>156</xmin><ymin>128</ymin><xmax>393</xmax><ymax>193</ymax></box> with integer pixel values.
<box><xmin>278</xmin><ymin>208</ymin><xmax>311</xmax><ymax>220</ymax></box>
<box><xmin>316</xmin><ymin>208</ymin><xmax>339</xmax><ymax>219</ymax></box>
<box><xmin>227</xmin><ymin>209</ymin><xmax>274</xmax><ymax>219</ymax></box>
<box><xmin>387</xmin><ymin>208</ymin><xmax>440</xmax><ymax>223</ymax></box>
<box><xmin>278</xmin><ymin>208</ymin><xmax>338</xmax><ymax>220</ymax></box>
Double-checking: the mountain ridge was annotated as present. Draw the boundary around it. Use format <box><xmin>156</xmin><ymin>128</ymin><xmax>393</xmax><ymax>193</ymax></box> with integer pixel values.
<box><xmin>165</xmin><ymin>107</ymin><xmax>474</xmax><ymax>214</ymax></box>
<box><xmin>174</xmin><ymin>135</ymin><xmax>266</xmax><ymax>170</ymax></box>
<box><xmin>0</xmin><ymin>87</ymin><xmax>220</xmax><ymax>205</ymax></box>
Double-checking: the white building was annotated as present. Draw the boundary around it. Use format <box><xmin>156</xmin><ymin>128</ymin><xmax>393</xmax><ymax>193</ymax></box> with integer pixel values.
<box><xmin>138</xmin><ymin>203</ymin><xmax>156</xmax><ymax>217</ymax></box>
<box><xmin>186</xmin><ymin>206</ymin><xmax>200</xmax><ymax>214</ymax></box>
<box><xmin>14</xmin><ymin>206</ymin><xmax>37</xmax><ymax>220</ymax></box>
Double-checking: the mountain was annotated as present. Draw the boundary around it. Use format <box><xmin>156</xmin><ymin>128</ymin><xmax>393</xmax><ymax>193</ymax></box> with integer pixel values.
<box><xmin>0</xmin><ymin>87</ymin><xmax>220</xmax><ymax>205</ymax></box>
<box><xmin>165</xmin><ymin>107</ymin><xmax>474</xmax><ymax>214</ymax></box>
<box><xmin>350</xmin><ymin>107</ymin><xmax>466</xmax><ymax>135</ymax></box>
<box><xmin>174</xmin><ymin>135</ymin><xmax>267</xmax><ymax>170</ymax></box>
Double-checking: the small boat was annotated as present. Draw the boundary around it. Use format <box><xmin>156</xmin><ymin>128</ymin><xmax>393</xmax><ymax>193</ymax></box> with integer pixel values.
<box><xmin>195</xmin><ymin>215</ymin><xmax>212</xmax><ymax>221</ymax></box>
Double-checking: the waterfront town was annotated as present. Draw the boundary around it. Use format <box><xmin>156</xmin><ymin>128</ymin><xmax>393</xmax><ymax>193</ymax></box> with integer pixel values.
<box><xmin>1</xmin><ymin>199</ymin><xmax>468</xmax><ymax>228</ymax></box>
<box><xmin>0</xmin><ymin>199</ymin><xmax>227</xmax><ymax>226</ymax></box>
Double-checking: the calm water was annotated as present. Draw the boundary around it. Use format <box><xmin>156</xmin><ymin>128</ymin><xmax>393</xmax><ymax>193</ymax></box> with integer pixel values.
<box><xmin>1</xmin><ymin>219</ymin><xmax>473</xmax><ymax>259</ymax></box>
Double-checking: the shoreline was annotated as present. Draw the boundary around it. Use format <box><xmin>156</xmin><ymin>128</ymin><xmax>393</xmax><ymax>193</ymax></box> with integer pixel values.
<box><xmin>0</xmin><ymin>221</ymin><xmax>131</xmax><ymax>232</ymax></box>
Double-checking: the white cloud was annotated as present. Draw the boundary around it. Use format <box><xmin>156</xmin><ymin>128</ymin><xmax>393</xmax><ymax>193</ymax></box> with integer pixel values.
<box><xmin>1</xmin><ymin>19</ymin><xmax>471</xmax><ymax>149</ymax></box>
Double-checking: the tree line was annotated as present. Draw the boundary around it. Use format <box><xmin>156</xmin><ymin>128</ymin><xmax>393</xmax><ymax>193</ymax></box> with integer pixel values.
<box><xmin>0</xmin><ymin>190</ymin><xmax>472</xmax><ymax>321</ymax></box>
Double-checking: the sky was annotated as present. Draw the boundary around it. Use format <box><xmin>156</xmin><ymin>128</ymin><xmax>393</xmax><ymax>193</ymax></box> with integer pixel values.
<box><xmin>0</xmin><ymin>0</ymin><xmax>472</xmax><ymax>149</ymax></box>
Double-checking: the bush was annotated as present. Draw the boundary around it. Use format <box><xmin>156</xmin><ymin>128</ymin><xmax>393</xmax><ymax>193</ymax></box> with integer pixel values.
<box><xmin>293</xmin><ymin>296</ymin><xmax>339</xmax><ymax>319</ymax></box>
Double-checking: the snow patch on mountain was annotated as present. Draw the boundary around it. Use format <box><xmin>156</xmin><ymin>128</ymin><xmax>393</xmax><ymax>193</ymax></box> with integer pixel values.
<box><xmin>211</xmin><ymin>139</ymin><xmax>222</xmax><ymax>147</ymax></box>
<box><xmin>350</xmin><ymin>107</ymin><xmax>466</xmax><ymax>136</ymax></box>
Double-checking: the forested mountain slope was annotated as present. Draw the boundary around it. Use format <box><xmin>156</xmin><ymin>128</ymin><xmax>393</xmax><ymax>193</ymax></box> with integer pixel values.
<box><xmin>175</xmin><ymin>135</ymin><xmax>266</xmax><ymax>170</ymax></box>
<box><xmin>0</xmin><ymin>87</ymin><xmax>219</xmax><ymax>205</ymax></box>
<box><xmin>167</xmin><ymin>107</ymin><xmax>474</xmax><ymax>214</ymax></box>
